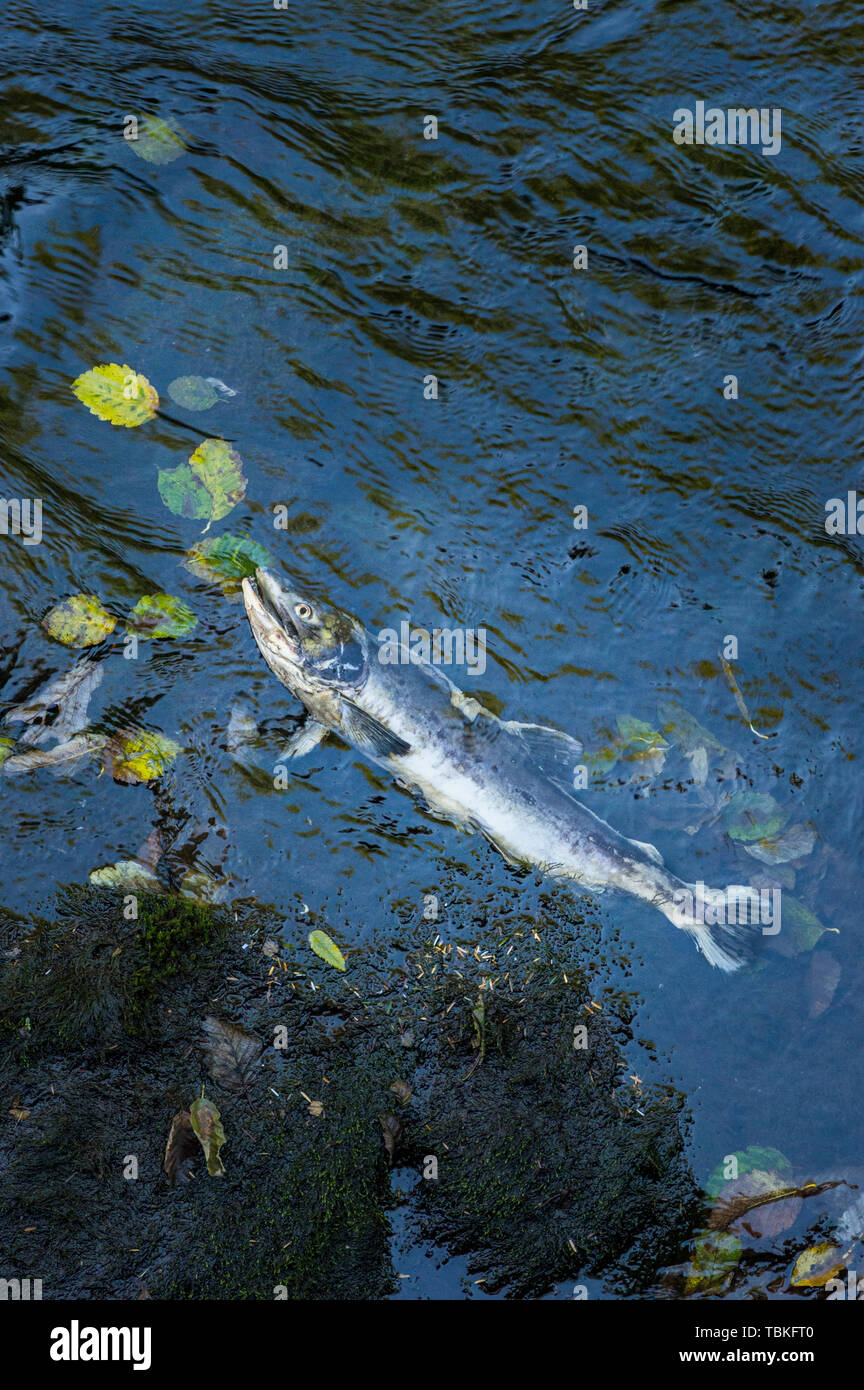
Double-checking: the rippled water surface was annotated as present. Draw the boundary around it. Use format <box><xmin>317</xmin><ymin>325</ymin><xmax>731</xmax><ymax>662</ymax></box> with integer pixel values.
<box><xmin>2</xmin><ymin>0</ymin><xmax>863</xmax><ymax>1298</ymax></box>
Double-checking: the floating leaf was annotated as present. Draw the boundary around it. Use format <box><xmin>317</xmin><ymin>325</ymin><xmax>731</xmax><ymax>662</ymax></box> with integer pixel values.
<box><xmin>184</xmin><ymin>534</ymin><xmax>272</xmax><ymax>596</ymax></box>
<box><xmin>742</xmin><ymin>822</ymin><xmax>816</xmax><ymax>865</ymax></box>
<box><xmin>103</xmin><ymin>729</ymin><xmax>182</xmax><ymax>784</ymax></box>
<box><xmin>202</xmin><ymin>1016</ymin><xmax>262</xmax><ymax>1094</ymax></box>
<box><xmin>0</xmin><ymin>737</ymin><xmax>15</xmax><ymax>767</ymax></box>
<box><xmin>721</xmin><ymin>791</ymin><xmax>789</xmax><ymax>843</ymax></box>
<box><xmin>126</xmin><ymin>593</ymin><xmax>197</xmax><ymax>640</ymax></box>
<box><xmin>4</xmin><ymin>658</ymin><xmax>103</xmax><ymax>745</ymax></box>
<box><xmin>43</xmin><ymin>595</ymin><xmax>116</xmax><ymax>647</ymax></box>
<box><xmin>808</xmin><ymin>953</ymin><xmax>841</xmax><ymax>1020</ymax></box>
<box><xmin>158</xmin><ymin>462</ymin><xmax>212</xmax><ymax>520</ymax></box>
<box><xmin>127</xmin><ymin>115</ymin><xmax>186</xmax><ymax>165</ymax></box>
<box><xmin>71</xmin><ymin>363</ymin><xmax>158</xmax><ymax>426</ymax></box>
<box><xmin>164</xmin><ymin>1110</ymin><xmax>198</xmax><ymax>1186</ymax></box>
<box><xmin>190</xmin><ymin>1095</ymin><xmax>226</xmax><ymax>1177</ymax></box>
<box><xmin>90</xmin><ymin>859</ymin><xmax>162</xmax><ymax>892</ymax></box>
<box><xmin>308</xmin><ymin>929</ymin><xmax>346</xmax><ymax>972</ymax></box>
<box><xmin>188</xmin><ymin>438</ymin><xmax>247</xmax><ymax>530</ymax></box>
<box><xmin>167</xmin><ymin>376</ymin><xmax>220</xmax><ymax>410</ymax></box>
<box><xmin>791</xmin><ymin>1243</ymin><xmax>845</xmax><ymax>1288</ymax></box>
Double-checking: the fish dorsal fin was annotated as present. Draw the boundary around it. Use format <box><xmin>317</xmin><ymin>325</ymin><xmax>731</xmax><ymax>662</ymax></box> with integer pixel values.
<box><xmin>341</xmin><ymin>699</ymin><xmax>411</xmax><ymax>759</ymax></box>
<box><xmin>499</xmin><ymin>719</ymin><xmax>583</xmax><ymax>780</ymax></box>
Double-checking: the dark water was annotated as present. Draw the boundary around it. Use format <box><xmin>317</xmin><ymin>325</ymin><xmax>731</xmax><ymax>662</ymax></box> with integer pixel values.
<box><xmin>2</xmin><ymin>0</ymin><xmax>863</xmax><ymax>1298</ymax></box>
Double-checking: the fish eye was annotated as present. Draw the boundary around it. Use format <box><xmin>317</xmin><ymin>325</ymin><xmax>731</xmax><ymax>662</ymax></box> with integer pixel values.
<box><xmin>294</xmin><ymin>602</ymin><xmax>313</xmax><ymax>621</ymax></box>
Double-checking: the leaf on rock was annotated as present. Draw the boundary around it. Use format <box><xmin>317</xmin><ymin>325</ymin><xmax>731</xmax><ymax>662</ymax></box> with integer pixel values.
<box><xmin>379</xmin><ymin>1111</ymin><xmax>403</xmax><ymax>1165</ymax></box>
<box><xmin>164</xmin><ymin>1110</ymin><xmax>198</xmax><ymax>1186</ymax></box>
<box><xmin>71</xmin><ymin>363</ymin><xmax>158</xmax><ymax>426</ymax></box>
<box><xmin>188</xmin><ymin>438</ymin><xmax>247</xmax><ymax>530</ymax></box>
<box><xmin>43</xmin><ymin>596</ymin><xmax>116</xmax><ymax>647</ymax></box>
<box><xmin>190</xmin><ymin>1095</ymin><xmax>226</xmax><ymax>1177</ymax></box>
<box><xmin>791</xmin><ymin>1243</ymin><xmax>845</xmax><ymax>1288</ymax></box>
<box><xmin>102</xmin><ymin>729</ymin><xmax>182</xmax><ymax>784</ymax></box>
<box><xmin>202</xmin><ymin>1016</ymin><xmax>263</xmax><ymax>1094</ymax></box>
<box><xmin>90</xmin><ymin>859</ymin><xmax>162</xmax><ymax>892</ymax></box>
<box><xmin>127</xmin><ymin>115</ymin><xmax>187</xmax><ymax>165</ymax></box>
<box><xmin>308</xmin><ymin>929</ymin><xmax>346</xmax><ymax>972</ymax></box>
<box><xmin>126</xmin><ymin>593</ymin><xmax>197</xmax><ymax>640</ymax></box>
<box><xmin>4</xmin><ymin>658</ymin><xmax>103</xmax><ymax>745</ymax></box>
<box><xmin>167</xmin><ymin>376</ymin><xmax>220</xmax><ymax>410</ymax></box>
<box><xmin>390</xmin><ymin>1079</ymin><xmax>412</xmax><ymax>1106</ymax></box>
<box><xmin>184</xmin><ymin>535</ymin><xmax>272</xmax><ymax>596</ymax></box>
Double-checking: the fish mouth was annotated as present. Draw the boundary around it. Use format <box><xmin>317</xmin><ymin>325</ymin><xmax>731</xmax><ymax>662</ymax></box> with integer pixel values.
<box><xmin>241</xmin><ymin>568</ymin><xmax>302</xmax><ymax>659</ymax></box>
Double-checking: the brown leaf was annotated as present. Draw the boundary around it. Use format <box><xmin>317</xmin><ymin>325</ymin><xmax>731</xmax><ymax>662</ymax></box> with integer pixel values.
<box><xmin>202</xmin><ymin>1015</ymin><xmax>263</xmax><ymax>1093</ymax></box>
<box><xmin>4</xmin><ymin>658</ymin><xmax>103</xmax><ymax>746</ymax></box>
<box><xmin>163</xmin><ymin>1110</ymin><xmax>198</xmax><ymax>1186</ymax></box>
<box><xmin>379</xmin><ymin>1111</ymin><xmax>403</xmax><ymax>1165</ymax></box>
<box><xmin>390</xmin><ymin>1078</ymin><xmax>412</xmax><ymax>1106</ymax></box>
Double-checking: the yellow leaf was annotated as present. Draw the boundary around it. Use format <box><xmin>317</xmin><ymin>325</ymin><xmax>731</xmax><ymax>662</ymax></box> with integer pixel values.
<box><xmin>71</xmin><ymin>362</ymin><xmax>158</xmax><ymax>427</ymax></box>
<box><xmin>791</xmin><ymin>1243</ymin><xmax>845</xmax><ymax>1288</ymax></box>
<box><xmin>188</xmin><ymin>438</ymin><xmax>247</xmax><ymax>530</ymax></box>
<box><xmin>308</xmin><ymin>929</ymin><xmax>346</xmax><ymax>972</ymax></box>
<box><xmin>43</xmin><ymin>595</ymin><xmax>116</xmax><ymax>647</ymax></box>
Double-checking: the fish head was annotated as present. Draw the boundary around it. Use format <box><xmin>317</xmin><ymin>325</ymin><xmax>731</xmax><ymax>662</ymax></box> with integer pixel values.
<box><xmin>242</xmin><ymin>568</ymin><xmax>369</xmax><ymax>709</ymax></box>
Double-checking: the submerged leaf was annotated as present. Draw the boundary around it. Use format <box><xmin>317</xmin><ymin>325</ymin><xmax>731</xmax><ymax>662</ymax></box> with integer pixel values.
<box><xmin>808</xmin><ymin>953</ymin><xmax>841</xmax><ymax>1020</ymax></box>
<box><xmin>4</xmin><ymin>658</ymin><xmax>103</xmax><ymax>745</ymax></box>
<box><xmin>190</xmin><ymin>1095</ymin><xmax>226</xmax><ymax>1177</ymax></box>
<box><xmin>126</xmin><ymin>593</ymin><xmax>197</xmax><ymax>640</ymax></box>
<box><xmin>43</xmin><ymin>595</ymin><xmax>116</xmax><ymax>647</ymax></box>
<box><xmin>103</xmin><ymin>729</ymin><xmax>182</xmax><ymax>784</ymax></box>
<box><xmin>742</xmin><ymin>822</ymin><xmax>816</xmax><ymax>865</ymax></box>
<box><xmin>127</xmin><ymin>115</ymin><xmax>187</xmax><ymax>165</ymax></box>
<box><xmin>167</xmin><ymin>376</ymin><xmax>219</xmax><ymax>410</ymax></box>
<box><xmin>202</xmin><ymin>1016</ymin><xmax>263</xmax><ymax>1094</ymax></box>
<box><xmin>188</xmin><ymin>438</ymin><xmax>247</xmax><ymax>530</ymax></box>
<box><xmin>0</xmin><ymin>737</ymin><xmax>15</xmax><ymax>767</ymax></box>
<box><xmin>704</xmin><ymin>1146</ymin><xmax>793</xmax><ymax>1201</ymax></box>
<box><xmin>184</xmin><ymin>534</ymin><xmax>272</xmax><ymax>596</ymax></box>
<box><xmin>791</xmin><ymin>1243</ymin><xmax>845</xmax><ymax>1288</ymax></box>
<box><xmin>774</xmin><ymin>897</ymin><xmax>832</xmax><ymax>957</ymax></box>
<box><xmin>308</xmin><ymin>929</ymin><xmax>346</xmax><ymax>972</ymax></box>
<box><xmin>684</xmin><ymin>1231</ymin><xmax>741</xmax><ymax>1295</ymax></box>
<box><xmin>721</xmin><ymin>791</ymin><xmax>789</xmax><ymax>844</ymax></box>
<box><xmin>2</xmin><ymin>733</ymin><xmax>104</xmax><ymax>774</ymax></box>
<box><xmin>164</xmin><ymin>1110</ymin><xmax>198</xmax><ymax>1186</ymax></box>
<box><xmin>71</xmin><ymin>363</ymin><xmax>158</xmax><ymax>426</ymax></box>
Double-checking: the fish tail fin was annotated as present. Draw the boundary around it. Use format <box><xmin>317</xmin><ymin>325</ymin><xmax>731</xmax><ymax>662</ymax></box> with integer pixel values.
<box><xmin>658</xmin><ymin>883</ymin><xmax>761</xmax><ymax>973</ymax></box>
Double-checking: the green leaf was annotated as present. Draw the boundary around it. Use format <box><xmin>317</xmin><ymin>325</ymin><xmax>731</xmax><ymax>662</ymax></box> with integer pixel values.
<box><xmin>657</xmin><ymin>700</ymin><xmax>726</xmax><ymax>755</ymax></box>
<box><xmin>188</xmin><ymin>438</ymin><xmax>247</xmax><ymax>530</ymax></box>
<box><xmin>126</xmin><ymin>593</ymin><xmax>197</xmax><ymax>640</ymax></box>
<box><xmin>43</xmin><ymin>595</ymin><xmax>116</xmax><ymax>647</ymax></box>
<box><xmin>0</xmin><ymin>736</ymin><xmax>16</xmax><ymax>767</ymax></box>
<box><xmin>71</xmin><ymin>363</ymin><xmax>158</xmax><ymax>426</ymax></box>
<box><xmin>308</xmin><ymin>929</ymin><xmax>346</xmax><ymax>972</ymax></box>
<box><xmin>684</xmin><ymin>1231</ymin><xmax>741</xmax><ymax>1295</ymax></box>
<box><xmin>167</xmin><ymin>376</ymin><xmax>219</xmax><ymax>410</ymax></box>
<box><xmin>742</xmin><ymin>822</ymin><xmax>816</xmax><ymax>865</ymax></box>
<box><xmin>157</xmin><ymin>463</ymin><xmax>213</xmax><ymax>520</ymax></box>
<box><xmin>190</xmin><ymin>1095</ymin><xmax>226</xmax><ymax>1177</ymax></box>
<box><xmin>184</xmin><ymin>534</ymin><xmax>272</xmax><ymax>595</ymax></box>
<box><xmin>127</xmin><ymin>115</ymin><xmax>187</xmax><ymax>165</ymax></box>
<box><xmin>704</xmin><ymin>1146</ymin><xmax>793</xmax><ymax>1200</ymax></box>
<box><xmin>774</xmin><ymin>897</ymin><xmax>832</xmax><ymax>957</ymax></box>
<box><xmin>103</xmin><ymin>729</ymin><xmax>182</xmax><ymax>784</ymax></box>
<box><xmin>721</xmin><ymin>791</ymin><xmax>789</xmax><ymax>843</ymax></box>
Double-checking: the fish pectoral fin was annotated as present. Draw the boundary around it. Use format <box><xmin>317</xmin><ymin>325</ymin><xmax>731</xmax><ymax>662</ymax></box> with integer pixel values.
<box><xmin>501</xmin><ymin>720</ymin><xmax>583</xmax><ymax>778</ymax></box>
<box><xmin>341</xmin><ymin>701</ymin><xmax>411</xmax><ymax>758</ymax></box>
<box><xmin>279</xmin><ymin>719</ymin><xmax>329</xmax><ymax>760</ymax></box>
<box><xmin>627</xmin><ymin>836</ymin><xmax>664</xmax><ymax>866</ymax></box>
